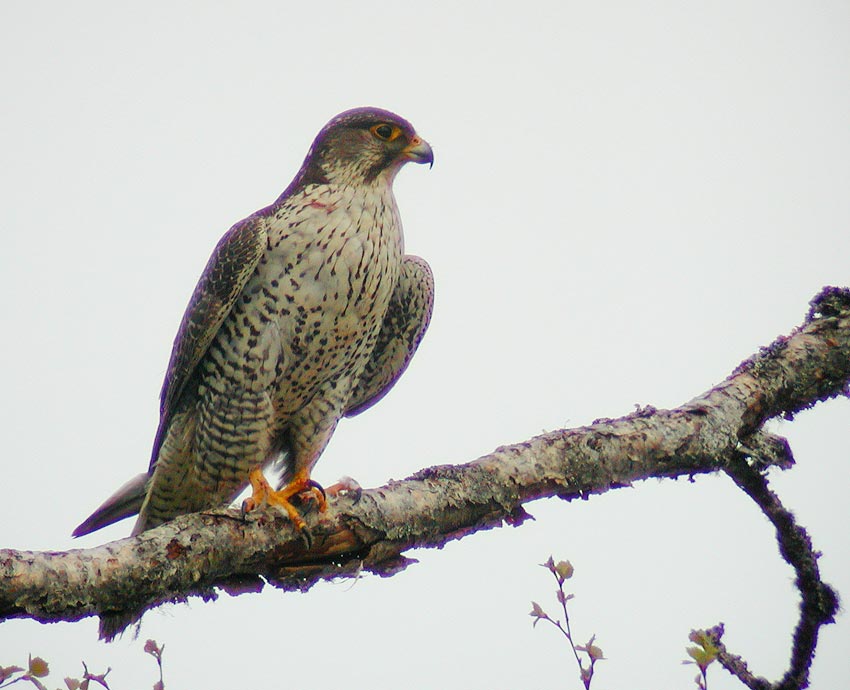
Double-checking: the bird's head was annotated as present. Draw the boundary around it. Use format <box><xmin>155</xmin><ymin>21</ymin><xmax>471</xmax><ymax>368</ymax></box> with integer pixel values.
<box><xmin>296</xmin><ymin>107</ymin><xmax>433</xmax><ymax>188</ymax></box>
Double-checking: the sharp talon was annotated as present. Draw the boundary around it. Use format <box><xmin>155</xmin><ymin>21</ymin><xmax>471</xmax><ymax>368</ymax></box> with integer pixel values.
<box><xmin>308</xmin><ymin>479</ymin><xmax>326</xmax><ymax>499</ymax></box>
<box><xmin>241</xmin><ymin>497</ymin><xmax>256</xmax><ymax>518</ymax></box>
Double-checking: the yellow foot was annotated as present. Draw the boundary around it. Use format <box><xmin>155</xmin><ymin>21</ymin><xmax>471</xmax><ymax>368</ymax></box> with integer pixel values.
<box><xmin>241</xmin><ymin>468</ymin><xmax>327</xmax><ymax>533</ymax></box>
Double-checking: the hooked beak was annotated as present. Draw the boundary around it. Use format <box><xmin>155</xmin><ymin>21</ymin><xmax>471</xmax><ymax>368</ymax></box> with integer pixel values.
<box><xmin>402</xmin><ymin>135</ymin><xmax>434</xmax><ymax>168</ymax></box>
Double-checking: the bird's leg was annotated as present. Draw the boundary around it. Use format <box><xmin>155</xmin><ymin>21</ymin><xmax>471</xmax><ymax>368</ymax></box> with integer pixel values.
<box><xmin>241</xmin><ymin>468</ymin><xmax>272</xmax><ymax>514</ymax></box>
<box><xmin>244</xmin><ymin>461</ymin><xmax>332</xmax><ymax>523</ymax></box>
<box><xmin>242</xmin><ymin>467</ymin><xmax>327</xmax><ymax>532</ymax></box>
<box><xmin>242</xmin><ymin>389</ymin><xmax>346</xmax><ymax>530</ymax></box>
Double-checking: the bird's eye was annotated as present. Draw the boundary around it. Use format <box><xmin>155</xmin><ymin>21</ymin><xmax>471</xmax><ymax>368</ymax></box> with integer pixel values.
<box><xmin>370</xmin><ymin>123</ymin><xmax>401</xmax><ymax>141</ymax></box>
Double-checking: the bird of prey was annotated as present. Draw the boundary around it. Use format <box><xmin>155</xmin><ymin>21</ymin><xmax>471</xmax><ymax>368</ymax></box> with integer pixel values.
<box><xmin>73</xmin><ymin>107</ymin><xmax>434</xmax><ymax>538</ymax></box>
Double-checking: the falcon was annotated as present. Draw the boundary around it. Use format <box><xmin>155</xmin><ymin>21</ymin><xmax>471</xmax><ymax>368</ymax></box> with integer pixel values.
<box><xmin>73</xmin><ymin>107</ymin><xmax>434</xmax><ymax>538</ymax></box>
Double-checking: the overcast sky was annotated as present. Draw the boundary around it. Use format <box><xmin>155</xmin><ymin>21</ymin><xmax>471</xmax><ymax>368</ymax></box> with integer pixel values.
<box><xmin>1</xmin><ymin>2</ymin><xmax>849</xmax><ymax>688</ymax></box>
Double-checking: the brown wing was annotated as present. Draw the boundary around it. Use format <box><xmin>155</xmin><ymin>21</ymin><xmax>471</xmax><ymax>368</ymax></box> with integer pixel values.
<box><xmin>345</xmin><ymin>255</ymin><xmax>434</xmax><ymax>417</ymax></box>
<box><xmin>150</xmin><ymin>216</ymin><xmax>267</xmax><ymax>469</ymax></box>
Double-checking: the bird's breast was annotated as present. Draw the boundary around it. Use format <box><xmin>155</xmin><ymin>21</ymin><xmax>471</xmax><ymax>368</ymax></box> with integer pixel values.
<box><xmin>268</xmin><ymin>184</ymin><xmax>403</xmax><ymax>315</ymax></box>
<box><xmin>205</xmin><ymin>183</ymin><xmax>403</xmax><ymax>409</ymax></box>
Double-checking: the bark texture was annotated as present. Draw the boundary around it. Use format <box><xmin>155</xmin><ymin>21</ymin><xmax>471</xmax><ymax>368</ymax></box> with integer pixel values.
<box><xmin>1</xmin><ymin>287</ymin><xmax>849</xmax><ymax>687</ymax></box>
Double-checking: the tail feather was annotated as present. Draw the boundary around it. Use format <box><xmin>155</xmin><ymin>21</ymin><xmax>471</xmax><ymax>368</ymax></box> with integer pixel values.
<box><xmin>72</xmin><ymin>473</ymin><xmax>149</xmax><ymax>537</ymax></box>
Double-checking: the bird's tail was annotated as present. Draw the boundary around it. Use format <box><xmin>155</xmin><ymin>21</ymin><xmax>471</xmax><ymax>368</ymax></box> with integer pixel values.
<box><xmin>72</xmin><ymin>473</ymin><xmax>149</xmax><ymax>537</ymax></box>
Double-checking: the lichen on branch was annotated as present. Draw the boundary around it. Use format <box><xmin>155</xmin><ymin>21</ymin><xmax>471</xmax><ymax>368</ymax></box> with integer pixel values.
<box><xmin>1</xmin><ymin>287</ymin><xmax>848</xmax><ymax>686</ymax></box>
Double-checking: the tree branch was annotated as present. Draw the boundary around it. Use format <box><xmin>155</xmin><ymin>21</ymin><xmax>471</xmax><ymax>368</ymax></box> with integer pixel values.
<box><xmin>696</xmin><ymin>446</ymin><xmax>840</xmax><ymax>690</ymax></box>
<box><xmin>2</xmin><ymin>288</ymin><xmax>849</xmax><ymax>676</ymax></box>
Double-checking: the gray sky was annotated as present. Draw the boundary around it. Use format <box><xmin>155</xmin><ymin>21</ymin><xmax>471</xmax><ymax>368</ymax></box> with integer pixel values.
<box><xmin>2</xmin><ymin>2</ymin><xmax>849</xmax><ymax>688</ymax></box>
